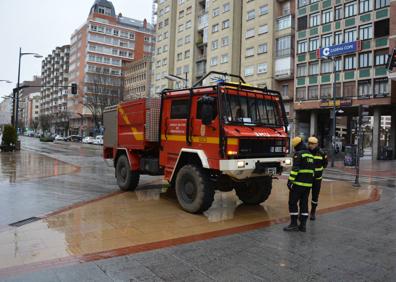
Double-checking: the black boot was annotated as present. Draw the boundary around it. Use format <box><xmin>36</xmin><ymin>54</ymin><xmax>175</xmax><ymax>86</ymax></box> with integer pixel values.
<box><xmin>299</xmin><ymin>216</ymin><xmax>307</xmax><ymax>232</ymax></box>
<box><xmin>283</xmin><ymin>215</ymin><xmax>299</xmax><ymax>232</ymax></box>
<box><xmin>310</xmin><ymin>206</ymin><xmax>317</xmax><ymax>221</ymax></box>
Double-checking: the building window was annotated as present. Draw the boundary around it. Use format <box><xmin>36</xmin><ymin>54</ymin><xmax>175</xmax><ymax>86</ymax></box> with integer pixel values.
<box><xmin>210</xmin><ymin>56</ymin><xmax>218</xmax><ymax>66</ymax></box>
<box><xmin>222</xmin><ymin>19</ymin><xmax>230</xmax><ymax>29</ymax></box>
<box><xmin>344</xmin><ymin>55</ymin><xmax>356</xmax><ymax>70</ymax></box>
<box><xmin>308</xmin><ymin>86</ymin><xmax>318</xmax><ymax>100</ymax></box>
<box><xmin>345</xmin><ymin>28</ymin><xmax>356</xmax><ymax>43</ymax></box>
<box><xmin>212</xmin><ymin>24</ymin><xmax>219</xmax><ymax>33</ymax></box>
<box><xmin>245</xmin><ymin>47</ymin><xmax>255</xmax><ymax>57</ymax></box>
<box><xmin>322</xmin><ymin>9</ymin><xmax>333</xmax><ymax>24</ymax></box>
<box><xmin>177</xmin><ymin>53</ymin><xmax>182</xmax><ymax>61</ymax></box>
<box><xmin>298</xmin><ymin>0</ymin><xmax>308</xmax><ymax>8</ymax></box>
<box><xmin>297</xmin><ymin>16</ymin><xmax>308</xmax><ymax>31</ymax></box>
<box><xmin>309</xmin><ymin>62</ymin><xmax>319</xmax><ymax>75</ymax></box>
<box><xmin>335</xmin><ymin>5</ymin><xmax>343</xmax><ymax>20</ymax></box>
<box><xmin>321</xmin><ymin>84</ymin><xmax>332</xmax><ymax>99</ymax></box>
<box><xmin>321</xmin><ymin>34</ymin><xmax>332</xmax><ymax>48</ymax></box>
<box><xmin>213</xmin><ymin>7</ymin><xmax>220</xmax><ymax>17</ymax></box>
<box><xmin>212</xmin><ymin>40</ymin><xmax>219</xmax><ymax>50</ymax></box>
<box><xmin>247</xmin><ymin>10</ymin><xmax>255</xmax><ymax>21</ymax></box>
<box><xmin>334</xmin><ymin>31</ymin><xmax>342</xmax><ymax>45</ymax></box>
<box><xmin>297</xmin><ymin>63</ymin><xmax>307</xmax><ymax>77</ymax></box>
<box><xmin>345</xmin><ymin>2</ymin><xmax>357</xmax><ymax>18</ymax></box>
<box><xmin>179</xmin><ymin>10</ymin><xmax>184</xmax><ymax>19</ymax></box>
<box><xmin>358</xmin><ymin>80</ymin><xmax>371</xmax><ymax>97</ymax></box>
<box><xmin>223</xmin><ymin>2</ymin><xmax>230</xmax><ymax>12</ymax></box>
<box><xmin>343</xmin><ymin>82</ymin><xmax>356</xmax><ymax>98</ymax></box>
<box><xmin>221</xmin><ymin>36</ymin><xmax>229</xmax><ymax>47</ymax></box>
<box><xmin>281</xmin><ymin>85</ymin><xmax>289</xmax><ymax>99</ymax></box>
<box><xmin>244</xmin><ymin>66</ymin><xmax>254</xmax><ymax>76</ymax></box>
<box><xmin>375</xmin><ymin>49</ymin><xmax>388</xmax><ymax>65</ymax></box>
<box><xmin>359</xmin><ymin>52</ymin><xmax>372</xmax><ymax>68</ymax></box>
<box><xmin>257</xmin><ymin>43</ymin><xmax>268</xmax><ymax>54</ymax></box>
<box><xmin>186</xmin><ymin>6</ymin><xmax>192</xmax><ymax>14</ymax></box>
<box><xmin>246</xmin><ymin>28</ymin><xmax>255</xmax><ymax>38</ymax></box>
<box><xmin>221</xmin><ymin>54</ymin><xmax>229</xmax><ymax>64</ymax></box>
<box><xmin>360</xmin><ymin>0</ymin><xmax>372</xmax><ymax>13</ymax></box>
<box><xmin>184</xmin><ymin>50</ymin><xmax>190</xmax><ymax>59</ymax></box>
<box><xmin>258</xmin><ymin>25</ymin><xmax>269</xmax><ymax>35</ymax></box>
<box><xmin>309</xmin><ymin>37</ymin><xmax>319</xmax><ymax>52</ymax></box>
<box><xmin>335</xmin><ymin>58</ymin><xmax>343</xmax><ymax>71</ymax></box>
<box><xmin>276</xmin><ymin>36</ymin><xmax>291</xmax><ymax>57</ymax></box>
<box><xmin>375</xmin><ymin>0</ymin><xmax>389</xmax><ymax>9</ymax></box>
<box><xmin>296</xmin><ymin>87</ymin><xmax>306</xmax><ymax>100</ymax></box>
<box><xmin>177</xmin><ymin>38</ymin><xmax>183</xmax><ymax>47</ymax></box>
<box><xmin>297</xmin><ymin>40</ymin><xmax>307</xmax><ymax>54</ymax></box>
<box><xmin>374</xmin><ymin>19</ymin><xmax>390</xmax><ymax>38</ymax></box>
<box><xmin>185</xmin><ymin>35</ymin><xmax>191</xmax><ymax>44</ymax></box>
<box><xmin>178</xmin><ymin>24</ymin><xmax>184</xmax><ymax>32</ymax></box>
<box><xmin>259</xmin><ymin>5</ymin><xmax>269</xmax><ymax>16</ymax></box>
<box><xmin>309</xmin><ymin>13</ymin><xmax>320</xmax><ymax>27</ymax></box>
<box><xmin>321</xmin><ymin>60</ymin><xmax>332</xmax><ymax>73</ymax></box>
<box><xmin>257</xmin><ymin>63</ymin><xmax>268</xmax><ymax>74</ymax></box>
<box><xmin>360</xmin><ymin>24</ymin><xmax>373</xmax><ymax>40</ymax></box>
<box><xmin>374</xmin><ymin>78</ymin><xmax>389</xmax><ymax>97</ymax></box>
<box><xmin>185</xmin><ymin>20</ymin><xmax>192</xmax><ymax>29</ymax></box>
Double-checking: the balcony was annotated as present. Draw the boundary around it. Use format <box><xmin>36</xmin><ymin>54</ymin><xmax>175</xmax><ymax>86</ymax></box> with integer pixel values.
<box><xmin>275</xmin><ymin>57</ymin><xmax>294</xmax><ymax>80</ymax></box>
<box><xmin>198</xmin><ymin>13</ymin><xmax>208</xmax><ymax>30</ymax></box>
<box><xmin>276</xmin><ymin>14</ymin><xmax>294</xmax><ymax>31</ymax></box>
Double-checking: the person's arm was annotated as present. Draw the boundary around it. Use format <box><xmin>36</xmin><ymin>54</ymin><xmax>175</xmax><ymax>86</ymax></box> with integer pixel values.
<box><xmin>288</xmin><ymin>153</ymin><xmax>301</xmax><ymax>188</ymax></box>
<box><xmin>321</xmin><ymin>150</ymin><xmax>328</xmax><ymax>168</ymax></box>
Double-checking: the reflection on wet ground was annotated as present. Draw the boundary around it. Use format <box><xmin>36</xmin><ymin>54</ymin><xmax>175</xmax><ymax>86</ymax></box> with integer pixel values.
<box><xmin>0</xmin><ymin>178</ymin><xmax>378</xmax><ymax>273</ymax></box>
<box><xmin>0</xmin><ymin>151</ymin><xmax>80</xmax><ymax>183</ymax></box>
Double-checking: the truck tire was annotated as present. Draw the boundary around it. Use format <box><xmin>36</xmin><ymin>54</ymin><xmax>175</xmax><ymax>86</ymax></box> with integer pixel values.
<box><xmin>116</xmin><ymin>155</ymin><xmax>140</xmax><ymax>191</ymax></box>
<box><xmin>235</xmin><ymin>177</ymin><xmax>272</xmax><ymax>205</ymax></box>
<box><xmin>175</xmin><ymin>165</ymin><xmax>214</xmax><ymax>213</ymax></box>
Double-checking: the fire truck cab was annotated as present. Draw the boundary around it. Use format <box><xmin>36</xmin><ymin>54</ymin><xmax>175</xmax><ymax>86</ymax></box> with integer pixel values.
<box><xmin>104</xmin><ymin>72</ymin><xmax>292</xmax><ymax>214</ymax></box>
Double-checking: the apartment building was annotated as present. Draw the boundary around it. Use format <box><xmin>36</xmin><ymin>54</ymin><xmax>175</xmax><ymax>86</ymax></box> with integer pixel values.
<box><xmin>123</xmin><ymin>57</ymin><xmax>152</xmax><ymax>100</ymax></box>
<box><xmin>40</xmin><ymin>45</ymin><xmax>70</xmax><ymax>134</ymax></box>
<box><xmin>294</xmin><ymin>0</ymin><xmax>395</xmax><ymax>159</ymax></box>
<box><xmin>152</xmin><ymin>0</ymin><xmax>295</xmax><ymax>123</ymax></box>
<box><xmin>17</xmin><ymin>76</ymin><xmax>41</xmax><ymax>130</ymax></box>
<box><xmin>68</xmin><ymin>0</ymin><xmax>155</xmax><ymax>136</ymax></box>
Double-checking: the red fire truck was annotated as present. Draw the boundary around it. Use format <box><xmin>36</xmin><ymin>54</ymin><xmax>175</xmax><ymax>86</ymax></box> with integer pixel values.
<box><xmin>104</xmin><ymin>72</ymin><xmax>292</xmax><ymax>213</ymax></box>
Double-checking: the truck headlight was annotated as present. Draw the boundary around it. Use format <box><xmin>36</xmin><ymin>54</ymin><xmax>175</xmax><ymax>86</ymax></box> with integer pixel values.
<box><xmin>284</xmin><ymin>159</ymin><xmax>292</xmax><ymax>165</ymax></box>
<box><xmin>237</xmin><ymin>161</ymin><xmax>245</xmax><ymax>168</ymax></box>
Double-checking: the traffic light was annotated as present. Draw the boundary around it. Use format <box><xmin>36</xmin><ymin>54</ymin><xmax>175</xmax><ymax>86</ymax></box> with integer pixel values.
<box><xmin>386</xmin><ymin>48</ymin><xmax>396</xmax><ymax>71</ymax></box>
<box><xmin>71</xmin><ymin>83</ymin><xmax>78</xmax><ymax>95</ymax></box>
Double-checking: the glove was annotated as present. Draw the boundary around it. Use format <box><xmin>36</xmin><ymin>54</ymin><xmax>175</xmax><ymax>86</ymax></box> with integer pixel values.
<box><xmin>287</xmin><ymin>180</ymin><xmax>293</xmax><ymax>190</ymax></box>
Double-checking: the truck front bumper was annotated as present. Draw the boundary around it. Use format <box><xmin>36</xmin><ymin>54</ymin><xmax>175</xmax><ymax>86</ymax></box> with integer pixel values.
<box><xmin>219</xmin><ymin>157</ymin><xmax>292</xmax><ymax>180</ymax></box>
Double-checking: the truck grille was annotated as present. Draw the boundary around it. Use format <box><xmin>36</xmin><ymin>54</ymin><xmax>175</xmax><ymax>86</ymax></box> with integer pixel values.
<box><xmin>238</xmin><ymin>138</ymin><xmax>286</xmax><ymax>158</ymax></box>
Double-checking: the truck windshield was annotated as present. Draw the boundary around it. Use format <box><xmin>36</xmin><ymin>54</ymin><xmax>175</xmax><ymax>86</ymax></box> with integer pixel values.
<box><xmin>222</xmin><ymin>93</ymin><xmax>283</xmax><ymax>127</ymax></box>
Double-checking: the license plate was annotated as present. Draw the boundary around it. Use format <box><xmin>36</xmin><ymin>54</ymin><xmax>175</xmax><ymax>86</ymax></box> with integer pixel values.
<box><xmin>266</xmin><ymin>167</ymin><xmax>277</xmax><ymax>175</ymax></box>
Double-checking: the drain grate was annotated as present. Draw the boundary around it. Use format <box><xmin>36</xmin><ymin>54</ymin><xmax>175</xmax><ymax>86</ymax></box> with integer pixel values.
<box><xmin>9</xmin><ymin>217</ymin><xmax>41</xmax><ymax>227</ymax></box>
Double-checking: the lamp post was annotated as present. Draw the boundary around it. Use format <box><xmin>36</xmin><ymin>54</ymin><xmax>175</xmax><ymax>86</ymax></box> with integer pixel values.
<box><xmin>14</xmin><ymin>48</ymin><xmax>42</xmax><ymax>133</ymax></box>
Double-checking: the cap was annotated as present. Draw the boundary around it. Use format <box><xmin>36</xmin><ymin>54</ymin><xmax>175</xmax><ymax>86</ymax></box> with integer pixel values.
<box><xmin>308</xmin><ymin>136</ymin><xmax>319</xmax><ymax>144</ymax></box>
<box><xmin>291</xmin><ymin>137</ymin><xmax>302</xmax><ymax>148</ymax></box>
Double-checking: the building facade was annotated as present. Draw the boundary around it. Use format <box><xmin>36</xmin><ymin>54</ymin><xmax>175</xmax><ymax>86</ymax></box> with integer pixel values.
<box><xmin>123</xmin><ymin>56</ymin><xmax>152</xmax><ymax>100</ymax></box>
<box><xmin>40</xmin><ymin>45</ymin><xmax>70</xmax><ymax>135</ymax></box>
<box><xmin>17</xmin><ymin>76</ymin><xmax>41</xmax><ymax>131</ymax></box>
<box><xmin>0</xmin><ymin>97</ymin><xmax>12</xmax><ymax>126</ymax></box>
<box><xmin>152</xmin><ymin>0</ymin><xmax>295</xmax><ymax>123</ymax></box>
<box><xmin>68</xmin><ymin>0</ymin><xmax>155</xmax><ymax>136</ymax></box>
<box><xmin>294</xmin><ymin>0</ymin><xmax>395</xmax><ymax>159</ymax></box>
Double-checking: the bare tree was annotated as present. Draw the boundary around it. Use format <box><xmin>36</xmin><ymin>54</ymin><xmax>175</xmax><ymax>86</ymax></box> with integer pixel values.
<box><xmin>81</xmin><ymin>73</ymin><xmax>122</xmax><ymax>134</ymax></box>
<box><xmin>39</xmin><ymin>114</ymin><xmax>52</xmax><ymax>133</ymax></box>
<box><xmin>30</xmin><ymin>119</ymin><xmax>39</xmax><ymax>132</ymax></box>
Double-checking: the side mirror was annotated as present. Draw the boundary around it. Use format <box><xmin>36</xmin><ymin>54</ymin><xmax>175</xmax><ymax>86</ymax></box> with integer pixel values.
<box><xmin>200</xmin><ymin>96</ymin><xmax>215</xmax><ymax>125</ymax></box>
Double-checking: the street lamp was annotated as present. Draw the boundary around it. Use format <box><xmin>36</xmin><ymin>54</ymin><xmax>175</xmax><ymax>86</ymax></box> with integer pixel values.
<box><xmin>14</xmin><ymin>48</ymin><xmax>42</xmax><ymax>132</ymax></box>
<box><xmin>0</xmin><ymin>80</ymin><xmax>12</xmax><ymax>83</ymax></box>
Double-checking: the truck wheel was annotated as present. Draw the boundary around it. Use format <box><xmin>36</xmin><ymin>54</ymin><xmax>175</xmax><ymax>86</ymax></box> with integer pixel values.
<box><xmin>235</xmin><ymin>177</ymin><xmax>272</xmax><ymax>205</ymax></box>
<box><xmin>175</xmin><ymin>165</ymin><xmax>214</xmax><ymax>213</ymax></box>
<box><xmin>116</xmin><ymin>155</ymin><xmax>140</xmax><ymax>191</ymax></box>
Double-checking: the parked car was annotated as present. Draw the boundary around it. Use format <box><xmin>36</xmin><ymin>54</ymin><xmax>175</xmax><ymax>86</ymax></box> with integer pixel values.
<box><xmin>93</xmin><ymin>135</ymin><xmax>103</xmax><ymax>145</ymax></box>
<box><xmin>54</xmin><ymin>135</ymin><xmax>65</xmax><ymax>141</ymax></box>
<box><xmin>82</xmin><ymin>136</ymin><xmax>95</xmax><ymax>144</ymax></box>
<box><xmin>65</xmin><ymin>135</ymin><xmax>82</xmax><ymax>142</ymax></box>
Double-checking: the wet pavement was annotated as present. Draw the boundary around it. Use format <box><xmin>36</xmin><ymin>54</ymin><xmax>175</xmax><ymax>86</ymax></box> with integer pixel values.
<box><xmin>0</xmin><ymin>137</ymin><xmax>395</xmax><ymax>281</ymax></box>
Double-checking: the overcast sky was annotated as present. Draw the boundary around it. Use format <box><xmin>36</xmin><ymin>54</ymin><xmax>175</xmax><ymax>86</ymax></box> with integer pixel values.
<box><xmin>0</xmin><ymin>0</ymin><xmax>152</xmax><ymax>100</ymax></box>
